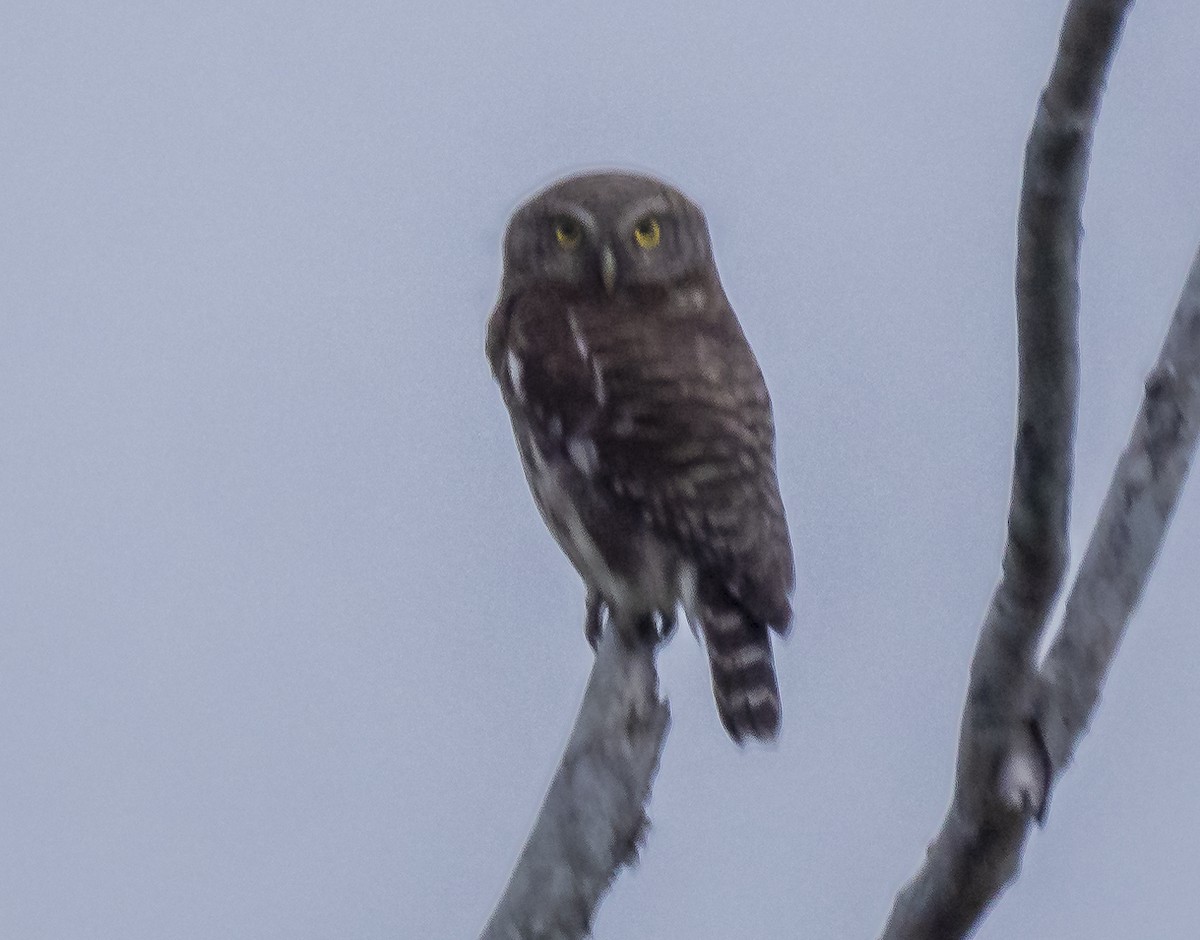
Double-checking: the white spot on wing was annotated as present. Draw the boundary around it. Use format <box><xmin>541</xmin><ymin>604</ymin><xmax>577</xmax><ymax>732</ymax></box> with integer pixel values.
<box><xmin>566</xmin><ymin>310</ymin><xmax>589</xmax><ymax>361</ymax></box>
<box><xmin>505</xmin><ymin>349</ymin><xmax>525</xmax><ymax>403</ymax></box>
<box><xmin>566</xmin><ymin>308</ymin><xmax>607</xmax><ymax>407</ymax></box>
<box><xmin>567</xmin><ymin>436</ymin><xmax>599</xmax><ymax>475</ymax></box>
<box><xmin>591</xmin><ymin>360</ymin><xmax>607</xmax><ymax>406</ymax></box>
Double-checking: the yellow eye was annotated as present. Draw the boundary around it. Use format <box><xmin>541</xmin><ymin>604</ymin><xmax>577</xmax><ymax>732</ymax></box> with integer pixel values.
<box><xmin>554</xmin><ymin>218</ymin><xmax>582</xmax><ymax>250</ymax></box>
<box><xmin>633</xmin><ymin>216</ymin><xmax>661</xmax><ymax>249</ymax></box>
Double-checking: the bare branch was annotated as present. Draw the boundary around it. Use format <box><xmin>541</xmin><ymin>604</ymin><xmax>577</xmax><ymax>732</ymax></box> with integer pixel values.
<box><xmin>480</xmin><ymin>629</ymin><xmax>669</xmax><ymax>940</ymax></box>
<box><xmin>880</xmin><ymin>2</ymin><xmax>1135</xmax><ymax>937</ymax></box>
<box><xmin>877</xmin><ymin>242</ymin><xmax>1200</xmax><ymax>937</ymax></box>
<box><xmin>1039</xmin><ymin>246</ymin><xmax>1200</xmax><ymax>779</ymax></box>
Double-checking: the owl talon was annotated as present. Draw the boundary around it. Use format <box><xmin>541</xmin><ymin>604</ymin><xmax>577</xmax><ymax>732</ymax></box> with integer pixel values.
<box><xmin>633</xmin><ymin>615</ymin><xmax>660</xmax><ymax>645</ymax></box>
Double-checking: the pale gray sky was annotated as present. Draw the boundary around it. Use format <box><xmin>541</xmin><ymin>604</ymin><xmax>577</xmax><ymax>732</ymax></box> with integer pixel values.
<box><xmin>2</xmin><ymin>3</ymin><xmax>1198</xmax><ymax>938</ymax></box>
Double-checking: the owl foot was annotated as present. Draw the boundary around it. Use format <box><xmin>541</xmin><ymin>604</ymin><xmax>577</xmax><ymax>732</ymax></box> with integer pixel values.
<box><xmin>635</xmin><ymin>611</ymin><xmax>676</xmax><ymax>646</ymax></box>
<box><xmin>586</xmin><ymin>597</ymin><xmax>676</xmax><ymax>650</ymax></box>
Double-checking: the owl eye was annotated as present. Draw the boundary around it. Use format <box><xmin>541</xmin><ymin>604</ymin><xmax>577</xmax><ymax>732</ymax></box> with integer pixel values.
<box><xmin>554</xmin><ymin>218</ymin><xmax>582</xmax><ymax>250</ymax></box>
<box><xmin>633</xmin><ymin>216</ymin><xmax>661</xmax><ymax>250</ymax></box>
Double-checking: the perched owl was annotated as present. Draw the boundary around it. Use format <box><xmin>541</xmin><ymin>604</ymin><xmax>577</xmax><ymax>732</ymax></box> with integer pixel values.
<box><xmin>486</xmin><ymin>171</ymin><xmax>794</xmax><ymax>743</ymax></box>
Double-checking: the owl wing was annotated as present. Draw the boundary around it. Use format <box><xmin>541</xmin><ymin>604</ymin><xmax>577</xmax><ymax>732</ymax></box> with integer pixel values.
<box><xmin>487</xmin><ymin>288</ymin><xmax>608</xmax><ymax>451</ymax></box>
<box><xmin>489</xmin><ymin>284</ymin><xmax>794</xmax><ymax>632</ymax></box>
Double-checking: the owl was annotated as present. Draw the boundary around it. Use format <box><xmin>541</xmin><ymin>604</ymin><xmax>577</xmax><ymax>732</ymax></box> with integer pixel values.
<box><xmin>486</xmin><ymin>170</ymin><xmax>794</xmax><ymax>743</ymax></box>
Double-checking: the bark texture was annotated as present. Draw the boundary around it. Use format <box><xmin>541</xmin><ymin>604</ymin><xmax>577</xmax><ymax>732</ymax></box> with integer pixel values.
<box><xmin>1038</xmin><ymin>248</ymin><xmax>1200</xmax><ymax>783</ymax></box>
<box><xmin>479</xmin><ymin>629</ymin><xmax>668</xmax><ymax>940</ymax></box>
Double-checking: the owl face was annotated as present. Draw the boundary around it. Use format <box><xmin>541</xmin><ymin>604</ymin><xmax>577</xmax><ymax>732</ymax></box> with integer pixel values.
<box><xmin>502</xmin><ymin>171</ymin><xmax>715</xmax><ymax>297</ymax></box>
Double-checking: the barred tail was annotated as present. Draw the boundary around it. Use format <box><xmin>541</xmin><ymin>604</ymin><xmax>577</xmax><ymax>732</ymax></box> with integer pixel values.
<box><xmin>697</xmin><ymin>590</ymin><xmax>782</xmax><ymax>743</ymax></box>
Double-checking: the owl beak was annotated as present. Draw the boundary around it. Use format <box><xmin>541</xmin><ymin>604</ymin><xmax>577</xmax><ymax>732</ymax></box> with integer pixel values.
<box><xmin>600</xmin><ymin>244</ymin><xmax>617</xmax><ymax>295</ymax></box>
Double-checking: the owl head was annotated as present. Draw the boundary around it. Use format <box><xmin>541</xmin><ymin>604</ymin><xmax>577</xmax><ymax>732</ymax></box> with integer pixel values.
<box><xmin>501</xmin><ymin>171</ymin><xmax>716</xmax><ymax>297</ymax></box>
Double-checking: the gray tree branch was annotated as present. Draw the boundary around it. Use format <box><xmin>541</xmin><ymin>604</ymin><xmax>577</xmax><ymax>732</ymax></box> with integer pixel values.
<box><xmin>881</xmin><ymin>1</ymin><xmax>1200</xmax><ymax>937</ymax></box>
<box><xmin>1038</xmin><ymin>246</ymin><xmax>1200</xmax><ymax>784</ymax></box>
<box><xmin>479</xmin><ymin>629</ymin><xmax>669</xmax><ymax>940</ymax></box>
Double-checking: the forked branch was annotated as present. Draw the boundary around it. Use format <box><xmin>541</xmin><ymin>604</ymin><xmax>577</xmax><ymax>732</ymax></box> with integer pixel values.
<box><xmin>880</xmin><ymin>1</ymin><xmax>1200</xmax><ymax>937</ymax></box>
